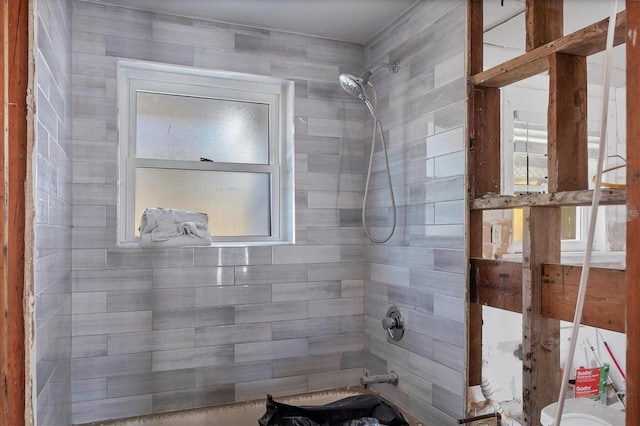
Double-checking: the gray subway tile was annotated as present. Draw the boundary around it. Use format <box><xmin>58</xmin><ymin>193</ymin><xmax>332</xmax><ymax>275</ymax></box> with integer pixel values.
<box><xmin>106</xmin><ymin>248</ymin><xmax>195</xmax><ymax>269</ymax></box>
<box><xmin>105</xmin><ymin>36</ymin><xmax>194</xmax><ymax>66</ymax></box>
<box><xmin>152</xmin><ymin>306</ymin><xmax>234</xmax><ymax>330</ymax></box>
<box><xmin>72</xmin><ymin>395</ymin><xmax>152</xmax><ymax>424</ymax></box>
<box><xmin>107</xmin><ymin>370</ymin><xmax>195</xmax><ymax>398</ymax></box>
<box><xmin>308</xmin><ymin>333</ymin><xmax>364</xmax><ymax>355</ymax></box>
<box><xmin>195</xmin><ymin>323</ymin><xmax>272</xmax><ymax>347</ymax></box>
<box><xmin>272</xmin><ymin>281</ymin><xmax>340</xmax><ymax>302</ymax></box>
<box><xmin>72</xmin><ymin>353</ymin><xmax>152</xmax><ymax>380</ymax></box>
<box><xmin>235</xmin><ymin>375</ymin><xmax>308</xmax><ymax>402</ymax></box>
<box><xmin>272</xmin><ymin>245</ymin><xmax>341</xmax><ymax>264</ymax></box>
<box><xmin>272</xmin><ymin>317</ymin><xmax>341</xmax><ymax>340</ymax></box>
<box><xmin>72</xmin><ymin>335</ymin><xmax>107</xmax><ymax>358</ymax></box>
<box><xmin>235</xmin><ymin>338</ymin><xmax>308</xmax><ymax>363</ymax></box>
<box><xmin>72</xmin><ymin>269</ymin><xmax>152</xmax><ymax>292</ymax></box>
<box><xmin>308</xmin><ymin>367</ymin><xmax>362</xmax><ymax>391</ymax></box>
<box><xmin>194</xmin><ymin>285</ymin><xmax>271</xmax><ymax>307</ymax></box>
<box><xmin>152</xmin><ymin>384</ymin><xmax>235</xmax><ymax>412</ymax></box>
<box><xmin>107</xmin><ymin>328</ymin><xmax>195</xmax><ymax>355</ymax></box>
<box><xmin>72</xmin><ymin>292</ymin><xmax>106</xmax><ymax>315</ymax></box>
<box><xmin>235</xmin><ymin>264</ymin><xmax>308</xmax><ymax>285</ymax></box>
<box><xmin>235</xmin><ymin>301</ymin><xmax>307</xmax><ymax>324</ymax></box>
<box><xmin>106</xmin><ymin>288</ymin><xmax>195</xmax><ymax>312</ymax></box>
<box><xmin>272</xmin><ymin>354</ymin><xmax>341</xmax><ymax>378</ymax></box>
<box><xmin>308</xmin><ymin>297</ymin><xmax>363</xmax><ymax>318</ymax></box>
<box><xmin>308</xmin><ymin>262</ymin><xmax>364</xmax><ymax>281</ymax></box>
<box><xmin>152</xmin><ymin>346</ymin><xmax>234</xmax><ymax>372</ymax></box>
<box><xmin>71</xmin><ymin>378</ymin><xmax>107</xmax><ymax>403</ymax></box>
<box><xmin>72</xmin><ymin>311</ymin><xmax>151</xmax><ymax>336</ymax></box>
<box><xmin>194</xmin><ymin>361</ymin><xmax>272</xmax><ymax>387</ymax></box>
<box><xmin>152</xmin><ymin>266</ymin><xmax>234</xmax><ymax>288</ymax></box>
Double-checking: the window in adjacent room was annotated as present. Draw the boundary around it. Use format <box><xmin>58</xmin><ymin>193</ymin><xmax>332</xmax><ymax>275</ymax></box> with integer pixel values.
<box><xmin>117</xmin><ymin>60</ymin><xmax>295</xmax><ymax>245</ymax></box>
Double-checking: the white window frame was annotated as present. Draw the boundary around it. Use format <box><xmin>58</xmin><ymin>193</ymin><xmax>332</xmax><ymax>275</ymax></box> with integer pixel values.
<box><xmin>117</xmin><ymin>60</ymin><xmax>295</xmax><ymax>246</ymax></box>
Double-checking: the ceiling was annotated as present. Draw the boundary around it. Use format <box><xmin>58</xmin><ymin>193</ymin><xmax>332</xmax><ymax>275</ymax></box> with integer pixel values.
<box><xmin>93</xmin><ymin>0</ymin><xmax>419</xmax><ymax>44</ymax></box>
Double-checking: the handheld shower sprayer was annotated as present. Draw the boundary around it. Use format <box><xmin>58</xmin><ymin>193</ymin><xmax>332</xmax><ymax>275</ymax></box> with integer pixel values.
<box><xmin>338</xmin><ymin>61</ymin><xmax>399</xmax><ymax>243</ymax></box>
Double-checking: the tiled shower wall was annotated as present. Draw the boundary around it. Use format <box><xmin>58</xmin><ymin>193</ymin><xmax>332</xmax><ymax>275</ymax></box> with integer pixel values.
<box><xmin>32</xmin><ymin>0</ymin><xmax>72</xmax><ymax>425</ymax></box>
<box><xmin>361</xmin><ymin>2</ymin><xmax>467</xmax><ymax>423</ymax></box>
<box><xmin>70</xmin><ymin>1</ymin><xmax>369</xmax><ymax>423</ymax></box>
<box><xmin>35</xmin><ymin>0</ymin><xmax>73</xmax><ymax>424</ymax></box>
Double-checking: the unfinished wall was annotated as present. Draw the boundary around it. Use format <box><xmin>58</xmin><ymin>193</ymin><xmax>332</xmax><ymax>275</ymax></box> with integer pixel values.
<box><xmin>34</xmin><ymin>0</ymin><xmax>73</xmax><ymax>424</ymax></box>
<box><xmin>361</xmin><ymin>1</ymin><xmax>467</xmax><ymax>423</ymax></box>
<box><xmin>70</xmin><ymin>1</ymin><xmax>369</xmax><ymax>423</ymax></box>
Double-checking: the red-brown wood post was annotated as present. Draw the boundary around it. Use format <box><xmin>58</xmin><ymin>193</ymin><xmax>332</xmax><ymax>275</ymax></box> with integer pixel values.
<box><xmin>626</xmin><ymin>0</ymin><xmax>640</xmax><ymax>424</ymax></box>
<box><xmin>525</xmin><ymin>0</ymin><xmax>563</xmax><ymax>51</ymax></box>
<box><xmin>1</xmin><ymin>0</ymin><xmax>29</xmax><ymax>425</ymax></box>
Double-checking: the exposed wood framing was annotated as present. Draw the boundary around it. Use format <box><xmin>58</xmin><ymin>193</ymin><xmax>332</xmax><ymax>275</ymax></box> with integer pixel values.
<box><xmin>525</xmin><ymin>0</ymin><xmax>563</xmax><ymax>51</ymax></box>
<box><xmin>1</xmin><ymin>0</ymin><xmax>29</xmax><ymax>425</ymax></box>
<box><xmin>471</xmin><ymin>259</ymin><xmax>625</xmax><ymax>333</ymax></box>
<box><xmin>626</xmin><ymin>0</ymin><xmax>640</xmax><ymax>422</ymax></box>
<box><xmin>542</xmin><ymin>264</ymin><xmax>625</xmax><ymax>333</ymax></box>
<box><xmin>471</xmin><ymin>11</ymin><xmax>626</xmax><ymax>88</ymax></box>
<box><xmin>470</xmin><ymin>188</ymin><xmax>625</xmax><ymax>210</ymax></box>
<box><xmin>468</xmin><ymin>210</ymin><xmax>483</xmax><ymax>387</ymax></box>
<box><xmin>468</xmin><ymin>0</ymin><xmax>634</xmax><ymax>423</ymax></box>
<box><xmin>469</xmin><ymin>87</ymin><xmax>500</xmax><ymax>198</ymax></box>
<box><xmin>470</xmin><ymin>259</ymin><xmax>522</xmax><ymax>312</ymax></box>
<box><xmin>466</xmin><ymin>0</ymin><xmax>483</xmax><ymax>389</ymax></box>
<box><xmin>548</xmin><ymin>53</ymin><xmax>587</xmax><ymax>192</ymax></box>
<box><xmin>521</xmin><ymin>207</ymin><xmax>560</xmax><ymax>426</ymax></box>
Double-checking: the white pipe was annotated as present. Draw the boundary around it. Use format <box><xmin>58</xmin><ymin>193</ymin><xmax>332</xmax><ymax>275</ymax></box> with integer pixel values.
<box><xmin>553</xmin><ymin>2</ymin><xmax>618</xmax><ymax>424</ymax></box>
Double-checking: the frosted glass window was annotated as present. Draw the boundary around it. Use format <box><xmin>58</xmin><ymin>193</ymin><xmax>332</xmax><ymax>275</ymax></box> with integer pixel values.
<box><xmin>136</xmin><ymin>92</ymin><xmax>269</xmax><ymax>164</ymax></box>
<box><xmin>135</xmin><ymin>169</ymin><xmax>270</xmax><ymax>237</ymax></box>
<box><xmin>118</xmin><ymin>60</ymin><xmax>294</xmax><ymax>245</ymax></box>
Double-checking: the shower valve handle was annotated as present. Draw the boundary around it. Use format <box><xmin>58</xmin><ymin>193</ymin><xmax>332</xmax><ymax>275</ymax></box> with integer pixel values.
<box><xmin>381</xmin><ymin>306</ymin><xmax>404</xmax><ymax>341</ymax></box>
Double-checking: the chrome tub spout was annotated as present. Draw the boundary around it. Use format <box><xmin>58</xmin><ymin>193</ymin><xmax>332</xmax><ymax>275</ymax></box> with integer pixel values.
<box><xmin>360</xmin><ymin>371</ymin><xmax>399</xmax><ymax>388</ymax></box>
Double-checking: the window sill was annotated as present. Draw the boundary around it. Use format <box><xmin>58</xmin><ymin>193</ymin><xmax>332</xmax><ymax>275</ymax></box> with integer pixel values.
<box><xmin>118</xmin><ymin>239</ymin><xmax>295</xmax><ymax>248</ymax></box>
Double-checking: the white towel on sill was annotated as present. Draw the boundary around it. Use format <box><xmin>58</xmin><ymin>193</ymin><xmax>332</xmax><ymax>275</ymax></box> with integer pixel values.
<box><xmin>139</xmin><ymin>208</ymin><xmax>212</xmax><ymax>247</ymax></box>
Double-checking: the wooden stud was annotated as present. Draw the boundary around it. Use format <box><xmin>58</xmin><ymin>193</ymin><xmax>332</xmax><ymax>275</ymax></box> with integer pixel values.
<box><xmin>521</xmin><ymin>207</ymin><xmax>560</xmax><ymax>426</ymax></box>
<box><xmin>2</xmin><ymin>0</ymin><xmax>29</xmax><ymax>425</ymax></box>
<box><xmin>626</xmin><ymin>0</ymin><xmax>640</xmax><ymax>423</ymax></box>
<box><xmin>468</xmin><ymin>211</ymin><xmax>483</xmax><ymax>387</ymax></box>
<box><xmin>525</xmin><ymin>0</ymin><xmax>563</xmax><ymax>52</ymax></box>
<box><xmin>548</xmin><ymin>53</ymin><xmax>588</xmax><ymax>192</ymax></box>
<box><xmin>471</xmin><ymin>11</ymin><xmax>626</xmax><ymax>88</ymax></box>
<box><xmin>469</xmin><ymin>87</ymin><xmax>500</xmax><ymax>198</ymax></box>
<box><xmin>542</xmin><ymin>264</ymin><xmax>625</xmax><ymax>333</ymax></box>
<box><xmin>467</xmin><ymin>0</ymin><xmax>483</xmax><ymax>76</ymax></box>
<box><xmin>467</xmin><ymin>0</ymin><xmax>484</xmax><ymax>389</ymax></box>
<box><xmin>470</xmin><ymin>259</ymin><xmax>523</xmax><ymax>313</ymax></box>
<box><xmin>470</xmin><ymin>260</ymin><xmax>626</xmax><ymax>332</ymax></box>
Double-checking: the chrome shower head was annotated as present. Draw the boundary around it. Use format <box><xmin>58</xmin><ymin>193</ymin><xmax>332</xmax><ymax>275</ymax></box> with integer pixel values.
<box><xmin>339</xmin><ymin>73</ymin><xmax>366</xmax><ymax>100</ymax></box>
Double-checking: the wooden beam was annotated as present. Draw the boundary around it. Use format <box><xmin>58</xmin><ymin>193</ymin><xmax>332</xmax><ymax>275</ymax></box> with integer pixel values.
<box><xmin>521</xmin><ymin>207</ymin><xmax>560</xmax><ymax>426</ymax></box>
<box><xmin>467</xmin><ymin>0</ymin><xmax>484</xmax><ymax>389</ymax></box>
<box><xmin>542</xmin><ymin>264</ymin><xmax>625</xmax><ymax>333</ymax></box>
<box><xmin>470</xmin><ymin>188</ymin><xmax>625</xmax><ymax>210</ymax></box>
<box><xmin>470</xmin><ymin>258</ymin><xmax>522</xmax><ymax>313</ymax></box>
<box><xmin>470</xmin><ymin>259</ymin><xmax>626</xmax><ymax>332</ymax></box>
<box><xmin>468</xmin><ymin>211</ymin><xmax>483</xmax><ymax>387</ymax></box>
<box><xmin>548</xmin><ymin>53</ymin><xmax>588</xmax><ymax>192</ymax></box>
<box><xmin>469</xmin><ymin>86</ymin><xmax>500</xmax><ymax>198</ymax></box>
<box><xmin>626</xmin><ymin>0</ymin><xmax>640</xmax><ymax>423</ymax></box>
<box><xmin>468</xmin><ymin>0</ymin><xmax>482</xmax><ymax>76</ymax></box>
<box><xmin>2</xmin><ymin>0</ymin><xmax>28</xmax><ymax>425</ymax></box>
<box><xmin>471</xmin><ymin>11</ymin><xmax>626</xmax><ymax>88</ymax></box>
<box><xmin>526</xmin><ymin>0</ymin><xmax>563</xmax><ymax>52</ymax></box>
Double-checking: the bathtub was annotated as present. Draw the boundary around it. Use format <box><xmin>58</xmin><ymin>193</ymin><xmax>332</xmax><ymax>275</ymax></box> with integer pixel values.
<box><xmin>86</xmin><ymin>387</ymin><xmax>422</xmax><ymax>426</ymax></box>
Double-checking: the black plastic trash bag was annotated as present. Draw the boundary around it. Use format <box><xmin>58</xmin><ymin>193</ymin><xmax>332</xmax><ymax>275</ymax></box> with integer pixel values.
<box><xmin>258</xmin><ymin>394</ymin><xmax>409</xmax><ymax>426</ymax></box>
